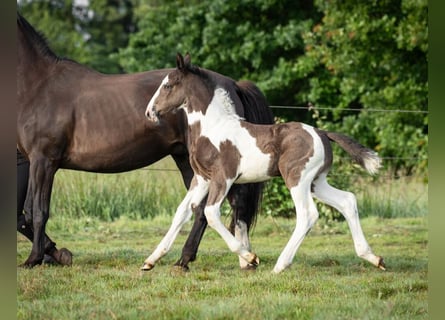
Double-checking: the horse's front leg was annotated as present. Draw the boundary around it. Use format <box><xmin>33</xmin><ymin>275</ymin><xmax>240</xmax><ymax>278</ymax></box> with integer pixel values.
<box><xmin>205</xmin><ymin>181</ymin><xmax>259</xmax><ymax>267</ymax></box>
<box><xmin>173</xmin><ymin>197</ymin><xmax>207</xmax><ymax>270</ymax></box>
<box><xmin>17</xmin><ymin>155</ymin><xmax>72</xmax><ymax>266</ymax></box>
<box><xmin>23</xmin><ymin>157</ymin><xmax>57</xmax><ymax>268</ymax></box>
<box><xmin>142</xmin><ymin>176</ymin><xmax>209</xmax><ymax>271</ymax></box>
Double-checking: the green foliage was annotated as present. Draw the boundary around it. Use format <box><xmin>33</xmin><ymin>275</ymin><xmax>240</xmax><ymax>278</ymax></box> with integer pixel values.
<box><xmin>18</xmin><ymin>0</ymin><xmax>136</xmax><ymax>73</ymax></box>
<box><xmin>296</xmin><ymin>0</ymin><xmax>428</xmax><ymax>176</ymax></box>
<box><xmin>18</xmin><ymin>1</ymin><xmax>428</xmax><ymax>218</ymax></box>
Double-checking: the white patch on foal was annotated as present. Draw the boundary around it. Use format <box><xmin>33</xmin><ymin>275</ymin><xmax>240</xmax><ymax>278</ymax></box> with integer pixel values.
<box><xmin>187</xmin><ymin>88</ymin><xmax>272</xmax><ymax>183</ymax></box>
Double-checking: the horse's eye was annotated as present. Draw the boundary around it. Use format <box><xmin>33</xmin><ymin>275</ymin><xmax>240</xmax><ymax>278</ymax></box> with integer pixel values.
<box><xmin>163</xmin><ymin>84</ymin><xmax>172</xmax><ymax>90</ymax></box>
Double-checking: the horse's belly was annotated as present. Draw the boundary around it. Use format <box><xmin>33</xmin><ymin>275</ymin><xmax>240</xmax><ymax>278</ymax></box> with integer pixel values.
<box><xmin>235</xmin><ymin>151</ymin><xmax>272</xmax><ymax>183</ymax></box>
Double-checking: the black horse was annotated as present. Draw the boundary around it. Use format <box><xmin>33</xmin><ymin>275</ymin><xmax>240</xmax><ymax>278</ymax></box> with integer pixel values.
<box><xmin>16</xmin><ymin>13</ymin><xmax>274</xmax><ymax>268</ymax></box>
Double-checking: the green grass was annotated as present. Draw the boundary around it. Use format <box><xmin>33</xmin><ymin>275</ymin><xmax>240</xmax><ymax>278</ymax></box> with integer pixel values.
<box><xmin>17</xmin><ymin>215</ymin><xmax>427</xmax><ymax>319</ymax></box>
<box><xmin>18</xmin><ymin>158</ymin><xmax>428</xmax><ymax>319</ymax></box>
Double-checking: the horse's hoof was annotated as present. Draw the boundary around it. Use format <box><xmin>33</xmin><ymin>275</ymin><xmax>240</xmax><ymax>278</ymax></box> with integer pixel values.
<box><xmin>241</xmin><ymin>264</ymin><xmax>257</xmax><ymax>271</ymax></box>
<box><xmin>54</xmin><ymin>248</ymin><xmax>73</xmax><ymax>266</ymax></box>
<box><xmin>20</xmin><ymin>258</ymin><xmax>42</xmax><ymax>268</ymax></box>
<box><xmin>171</xmin><ymin>264</ymin><xmax>189</xmax><ymax>275</ymax></box>
<box><xmin>248</xmin><ymin>253</ymin><xmax>259</xmax><ymax>266</ymax></box>
<box><xmin>377</xmin><ymin>256</ymin><xmax>386</xmax><ymax>271</ymax></box>
<box><xmin>173</xmin><ymin>263</ymin><xmax>190</xmax><ymax>272</ymax></box>
<box><xmin>141</xmin><ymin>262</ymin><xmax>155</xmax><ymax>271</ymax></box>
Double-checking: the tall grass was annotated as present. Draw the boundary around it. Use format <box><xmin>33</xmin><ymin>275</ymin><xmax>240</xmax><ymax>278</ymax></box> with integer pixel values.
<box><xmin>50</xmin><ymin>157</ymin><xmax>186</xmax><ymax>222</ymax></box>
<box><xmin>49</xmin><ymin>156</ymin><xmax>428</xmax><ymax>231</ymax></box>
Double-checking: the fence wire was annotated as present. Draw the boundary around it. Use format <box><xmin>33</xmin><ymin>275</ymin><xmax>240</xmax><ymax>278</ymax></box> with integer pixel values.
<box><xmin>96</xmin><ymin>105</ymin><xmax>429</xmax><ymax>176</ymax></box>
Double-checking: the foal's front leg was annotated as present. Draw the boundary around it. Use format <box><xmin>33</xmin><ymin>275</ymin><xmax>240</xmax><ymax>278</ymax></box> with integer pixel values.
<box><xmin>142</xmin><ymin>176</ymin><xmax>209</xmax><ymax>271</ymax></box>
<box><xmin>205</xmin><ymin>180</ymin><xmax>259</xmax><ymax>266</ymax></box>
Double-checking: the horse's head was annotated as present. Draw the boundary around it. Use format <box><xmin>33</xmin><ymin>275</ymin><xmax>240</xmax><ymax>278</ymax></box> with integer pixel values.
<box><xmin>146</xmin><ymin>53</ymin><xmax>193</xmax><ymax>123</ymax></box>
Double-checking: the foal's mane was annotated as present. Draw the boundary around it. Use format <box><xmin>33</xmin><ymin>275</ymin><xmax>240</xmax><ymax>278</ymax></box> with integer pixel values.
<box><xmin>17</xmin><ymin>12</ymin><xmax>61</xmax><ymax>62</ymax></box>
<box><xmin>183</xmin><ymin>63</ymin><xmax>251</xmax><ymax>118</ymax></box>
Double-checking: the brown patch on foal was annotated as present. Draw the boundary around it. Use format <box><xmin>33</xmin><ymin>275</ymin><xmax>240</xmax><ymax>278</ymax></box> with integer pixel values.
<box><xmin>241</xmin><ymin>122</ymin><xmax>315</xmax><ymax>188</ymax></box>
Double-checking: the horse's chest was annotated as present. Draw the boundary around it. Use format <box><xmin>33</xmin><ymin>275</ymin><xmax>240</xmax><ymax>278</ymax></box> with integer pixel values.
<box><xmin>190</xmin><ymin>130</ymin><xmax>272</xmax><ymax>183</ymax></box>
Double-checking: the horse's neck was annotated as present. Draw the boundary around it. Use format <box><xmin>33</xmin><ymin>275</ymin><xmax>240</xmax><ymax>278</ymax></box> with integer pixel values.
<box><xmin>186</xmin><ymin>88</ymin><xmax>242</xmax><ymax>131</ymax></box>
<box><xmin>18</xmin><ymin>33</ymin><xmax>52</xmax><ymax>74</ymax></box>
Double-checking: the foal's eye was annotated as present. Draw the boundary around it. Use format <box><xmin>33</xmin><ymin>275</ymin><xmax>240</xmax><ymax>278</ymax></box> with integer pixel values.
<box><xmin>163</xmin><ymin>84</ymin><xmax>172</xmax><ymax>90</ymax></box>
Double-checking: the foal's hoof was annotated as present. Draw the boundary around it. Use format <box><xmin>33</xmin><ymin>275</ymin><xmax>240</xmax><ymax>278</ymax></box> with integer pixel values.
<box><xmin>241</xmin><ymin>264</ymin><xmax>257</xmax><ymax>271</ymax></box>
<box><xmin>377</xmin><ymin>256</ymin><xmax>386</xmax><ymax>271</ymax></box>
<box><xmin>248</xmin><ymin>253</ymin><xmax>260</xmax><ymax>266</ymax></box>
<box><xmin>141</xmin><ymin>262</ymin><xmax>155</xmax><ymax>271</ymax></box>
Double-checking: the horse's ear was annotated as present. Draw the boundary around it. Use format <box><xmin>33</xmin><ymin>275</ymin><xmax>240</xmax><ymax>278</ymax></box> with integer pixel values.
<box><xmin>184</xmin><ymin>52</ymin><xmax>191</xmax><ymax>68</ymax></box>
<box><xmin>176</xmin><ymin>53</ymin><xmax>185</xmax><ymax>71</ymax></box>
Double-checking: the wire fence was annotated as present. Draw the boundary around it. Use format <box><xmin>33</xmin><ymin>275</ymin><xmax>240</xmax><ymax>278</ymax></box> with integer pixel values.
<box><xmin>134</xmin><ymin>104</ymin><xmax>427</xmax><ymax>175</ymax></box>
<box><xmin>269</xmin><ymin>105</ymin><xmax>429</xmax><ymax>114</ymax></box>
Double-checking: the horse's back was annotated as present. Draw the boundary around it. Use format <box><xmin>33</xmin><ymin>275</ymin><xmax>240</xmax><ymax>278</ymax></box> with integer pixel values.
<box><xmin>17</xmin><ymin>63</ymin><xmax>182</xmax><ymax>172</ymax></box>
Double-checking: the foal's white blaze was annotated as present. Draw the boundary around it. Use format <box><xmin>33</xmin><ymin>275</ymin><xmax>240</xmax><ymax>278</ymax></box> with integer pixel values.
<box><xmin>145</xmin><ymin>75</ymin><xmax>170</xmax><ymax>120</ymax></box>
<box><xmin>194</xmin><ymin>88</ymin><xmax>272</xmax><ymax>183</ymax></box>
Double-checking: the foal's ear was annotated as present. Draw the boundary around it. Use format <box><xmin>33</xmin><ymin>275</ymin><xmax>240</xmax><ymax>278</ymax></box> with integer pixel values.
<box><xmin>176</xmin><ymin>52</ymin><xmax>191</xmax><ymax>73</ymax></box>
<box><xmin>176</xmin><ymin>53</ymin><xmax>185</xmax><ymax>71</ymax></box>
<box><xmin>184</xmin><ymin>52</ymin><xmax>191</xmax><ymax>67</ymax></box>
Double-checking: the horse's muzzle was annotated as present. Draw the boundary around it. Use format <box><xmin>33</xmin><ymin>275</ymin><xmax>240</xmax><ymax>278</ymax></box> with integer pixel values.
<box><xmin>146</xmin><ymin>107</ymin><xmax>160</xmax><ymax>123</ymax></box>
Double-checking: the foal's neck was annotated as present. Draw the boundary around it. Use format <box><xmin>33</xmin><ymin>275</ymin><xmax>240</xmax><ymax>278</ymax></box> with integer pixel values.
<box><xmin>186</xmin><ymin>87</ymin><xmax>243</xmax><ymax>128</ymax></box>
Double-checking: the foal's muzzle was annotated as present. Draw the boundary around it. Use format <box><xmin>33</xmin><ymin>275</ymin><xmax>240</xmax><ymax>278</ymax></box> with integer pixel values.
<box><xmin>146</xmin><ymin>106</ymin><xmax>160</xmax><ymax>123</ymax></box>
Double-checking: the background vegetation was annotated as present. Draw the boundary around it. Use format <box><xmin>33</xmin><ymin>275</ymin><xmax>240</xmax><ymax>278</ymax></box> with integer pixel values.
<box><xmin>17</xmin><ymin>0</ymin><xmax>428</xmax><ymax>171</ymax></box>
<box><xmin>17</xmin><ymin>0</ymin><xmax>428</xmax><ymax>217</ymax></box>
<box><xmin>16</xmin><ymin>2</ymin><xmax>428</xmax><ymax>317</ymax></box>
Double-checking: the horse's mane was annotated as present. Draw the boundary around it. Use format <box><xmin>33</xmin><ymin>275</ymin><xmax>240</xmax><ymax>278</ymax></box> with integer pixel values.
<box><xmin>17</xmin><ymin>12</ymin><xmax>61</xmax><ymax>62</ymax></box>
<box><xmin>186</xmin><ymin>63</ymin><xmax>274</xmax><ymax>124</ymax></box>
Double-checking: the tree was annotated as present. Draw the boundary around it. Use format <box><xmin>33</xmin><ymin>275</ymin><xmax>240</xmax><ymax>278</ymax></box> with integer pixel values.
<box><xmin>18</xmin><ymin>0</ymin><xmax>136</xmax><ymax>73</ymax></box>
<box><xmin>295</xmin><ymin>0</ymin><xmax>428</xmax><ymax>176</ymax></box>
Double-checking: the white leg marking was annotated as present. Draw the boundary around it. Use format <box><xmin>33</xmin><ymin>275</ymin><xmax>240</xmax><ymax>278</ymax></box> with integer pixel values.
<box><xmin>205</xmin><ymin>203</ymin><xmax>258</xmax><ymax>265</ymax></box>
<box><xmin>234</xmin><ymin>220</ymin><xmax>252</xmax><ymax>269</ymax></box>
<box><xmin>312</xmin><ymin>174</ymin><xmax>382</xmax><ymax>267</ymax></box>
<box><xmin>142</xmin><ymin>176</ymin><xmax>209</xmax><ymax>270</ymax></box>
<box><xmin>273</xmin><ymin>182</ymin><xmax>319</xmax><ymax>273</ymax></box>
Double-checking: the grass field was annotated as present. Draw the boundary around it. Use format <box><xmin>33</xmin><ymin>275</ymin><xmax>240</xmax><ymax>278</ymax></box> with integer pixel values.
<box><xmin>17</xmin><ymin>157</ymin><xmax>428</xmax><ymax>319</ymax></box>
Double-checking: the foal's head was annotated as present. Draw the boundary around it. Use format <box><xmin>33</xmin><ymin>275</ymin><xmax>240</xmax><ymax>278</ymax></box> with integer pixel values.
<box><xmin>146</xmin><ymin>53</ymin><xmax>204</xmax><ymax>122</ymax></box>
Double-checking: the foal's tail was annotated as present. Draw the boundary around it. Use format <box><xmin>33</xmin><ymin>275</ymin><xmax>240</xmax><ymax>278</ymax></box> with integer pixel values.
<box><xmin>325</xmin><ymin>131</ymin><xmax>381</xmax><ymax>175</ymax></box>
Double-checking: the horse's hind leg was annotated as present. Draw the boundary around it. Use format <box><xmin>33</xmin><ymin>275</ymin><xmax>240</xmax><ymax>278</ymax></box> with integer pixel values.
<box><xmin>312</xmin><ymin>174</ymin><xmax>385</xmax><ymax>270</ymax></box>
<box><xmin>273</xmin><ymin>182</ymin><xmax>319</xmax><ymax>273</ymax></box>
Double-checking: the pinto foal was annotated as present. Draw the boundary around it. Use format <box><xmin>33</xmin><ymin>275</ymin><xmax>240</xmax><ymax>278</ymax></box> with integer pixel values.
<box><xmin>143</xmin><ymin>53</ymin><xmax>385</xmax><ymax>273</ymax></box>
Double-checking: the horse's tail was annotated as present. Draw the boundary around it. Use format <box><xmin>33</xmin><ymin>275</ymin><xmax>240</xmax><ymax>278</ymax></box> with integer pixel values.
<box><xmin>325</xmin><ymin>131</ymin><xmax>381</xmax><ymax>175</ymax></box>
<box><xmin>232</xmin><ymin>80</ymin><xmax>274</xmax><ymax>230</ymax></box>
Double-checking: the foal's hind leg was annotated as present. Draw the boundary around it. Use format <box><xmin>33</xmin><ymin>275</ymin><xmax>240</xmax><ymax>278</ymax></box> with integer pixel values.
<box><xmin>312</xmin><ymin>174</ymin><xmax>385</xmax><ymax>270</ymax></box>
<box><xmin>273</xmin><ymin>182</ymin><xmax>319</xmax><ymax>273</ymax></box>
<box><xmin>142</xmin><ymin>176</ymin><xmax>209</xmax><ymax>271</ymax></box>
